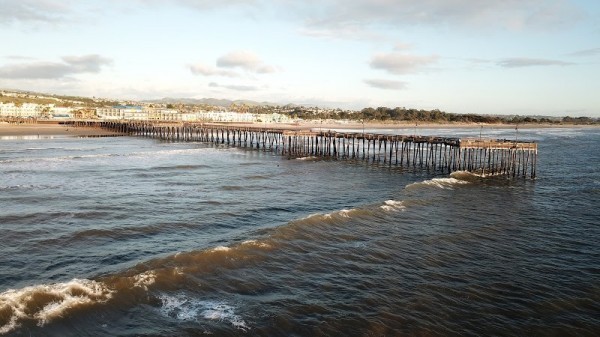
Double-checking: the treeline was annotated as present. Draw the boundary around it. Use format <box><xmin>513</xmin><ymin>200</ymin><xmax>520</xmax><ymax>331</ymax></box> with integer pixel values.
<box><xmin>281</xmin><ymin>106</ymin><xmax>599</xmax><ymax>125</ymax></box>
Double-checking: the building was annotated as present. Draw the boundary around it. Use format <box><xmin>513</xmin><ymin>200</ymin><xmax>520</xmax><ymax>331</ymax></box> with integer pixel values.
<box><xmin>0</xmin><ymin>103</ymin><xmax>42</xmax><ymax>118</ymax></box>
<box><xmin>96</xmin><ymin>105</ymin><xmax>147</xmax><ymax>120</ymax></box>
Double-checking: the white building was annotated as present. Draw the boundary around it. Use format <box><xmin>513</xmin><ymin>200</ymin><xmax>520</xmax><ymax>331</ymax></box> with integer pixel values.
<box><xmin>0</xmin><ymin>103</ymin><xmax>42</xmax><ymax>118</ymax></box>
<box><xmin>96</xmin><ymin>105</ymin><xmax>149</xmax><ymax>120</ymax></box>
<box><xmin>194</xmin><ymin>111</ymin><xmax>255</xmax><ymax>122</ymax></box>
<box><xmin>147</xmin><ymin>108</ymin><xmax>180</xmax><ymax>121</ymax></box>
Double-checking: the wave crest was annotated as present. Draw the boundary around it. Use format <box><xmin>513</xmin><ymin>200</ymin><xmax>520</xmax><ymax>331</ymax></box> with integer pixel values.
<box><xmin>380</xmin><ymin>200</ymin><xmax>406</xmax><ymax>212</ymax></box>
<box><xmin>407</xmin><ymin>177</ymin><xmax>470</xmax><ymax>190</ymax></box>
<box><xmin>0</xmin><ymin>279</ymin><xmax>113</xmax><ymax>334</ymax></box>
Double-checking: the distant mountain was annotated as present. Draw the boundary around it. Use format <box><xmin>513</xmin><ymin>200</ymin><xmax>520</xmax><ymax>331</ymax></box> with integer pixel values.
<box><xmin>145</xmin><ymin>97</ymin><xmax>279</xmax><ymax>107</ymax></box>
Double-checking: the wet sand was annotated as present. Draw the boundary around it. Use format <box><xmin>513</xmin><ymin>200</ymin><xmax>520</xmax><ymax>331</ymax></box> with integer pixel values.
<box><xmin>0</xmin><ymin>123</ymin><xmax>123</xmax><ymax>137</ymax></box>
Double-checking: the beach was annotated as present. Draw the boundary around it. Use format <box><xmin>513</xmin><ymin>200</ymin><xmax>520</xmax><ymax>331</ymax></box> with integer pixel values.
<box><xmin>0</xmin><ymin>123</ymin><xmax>123</xmax><ymax>137</ymax></box>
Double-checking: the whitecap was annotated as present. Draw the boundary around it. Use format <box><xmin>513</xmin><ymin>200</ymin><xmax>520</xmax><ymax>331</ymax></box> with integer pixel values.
<box><xmin>295</xmin><ymin>156</ymin><xmax>318</xmax><ymax>161</ymax></box>
<box><xmin>407</xmin><ymin>177</ymin><xmax>469</xmax><ymax>190</ymax></box>
<box><xmin>158</xmin><ymin>294</ymin><xmax>249</xmax><ymax>331</ymax></box>
<box><xmin>0</xmin><ymin>279</ymin><xmax>113</xmax><ymax>334</ymax></box>
<box><xmin>210</xmin><ymin>246</ymin><xmax>231</xmax><ymax>252</ymax></box>
<box><xmin>241</xmin><ymin>240</ymin><xmax>271</xmax><ymax>249</ymax></box>
<box><xmin>380</xmin><ymin>200</ymin><xmax>406</xmax><ymax>212</ymax></box>
<box><xmin>132</xmin><ymin>271</ymin><xmax>156</xmax><ymax>290</ymax></box>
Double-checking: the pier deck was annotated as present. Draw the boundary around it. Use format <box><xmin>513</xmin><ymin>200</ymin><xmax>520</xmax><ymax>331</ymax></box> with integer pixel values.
<box><xmin>68</xmin><ymin>121</ymin><xmax>538</xmax><ymax>178</ymax></box>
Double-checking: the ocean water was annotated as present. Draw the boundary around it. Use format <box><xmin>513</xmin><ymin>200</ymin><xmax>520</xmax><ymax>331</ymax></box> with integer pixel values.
<box><xmin>0</xmin><ymin>127</ymin><xmax>598</xmax><ymax>336</ymax></box>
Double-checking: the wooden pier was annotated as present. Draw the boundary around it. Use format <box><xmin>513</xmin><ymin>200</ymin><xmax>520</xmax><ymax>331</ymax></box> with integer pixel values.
<box><xmin>67</xmin><ymin>121</ymin><xmax>538</xmax><ymax>178</ymax></box>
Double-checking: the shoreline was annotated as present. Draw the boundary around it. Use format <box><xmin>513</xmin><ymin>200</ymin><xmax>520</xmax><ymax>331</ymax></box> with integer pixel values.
<box><xmin>1</xmin><ymin>121</ymin><xmax>597</xmax><ymax>137</ymax></box>
<box><xmin>0</xmin><ymin>123</ymin><xmax>123</xmax><ymax>137</ymax></box>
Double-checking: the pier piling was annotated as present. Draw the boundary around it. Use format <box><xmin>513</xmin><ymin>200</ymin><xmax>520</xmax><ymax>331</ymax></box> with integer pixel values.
<box><xmin>67</xmin><ymin>121</ymin><xmax>537</xmax><ymax>178</ymax></box>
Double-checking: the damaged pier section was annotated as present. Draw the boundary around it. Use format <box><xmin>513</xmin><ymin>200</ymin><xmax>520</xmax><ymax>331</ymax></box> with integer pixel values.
<box><xmin>70</xmin><ymin>121</ymin><xmax>538</xmax><ymax>179</ymax></box>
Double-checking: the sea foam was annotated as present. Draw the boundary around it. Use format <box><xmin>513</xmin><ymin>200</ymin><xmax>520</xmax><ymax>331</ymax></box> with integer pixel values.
<box><xmin>380</xmin><ymin>200</ymin><xmax>406</xmax><ymax>212</ymax></box>
<box><xmin>132</xmin><ymin>271</ymin><xmax>156</xmax><ymax>290</ymax></box>
<box><xmin>407</xmin><ymin>177</ymin><xmax>469</xmax><ymax>190</ymax></box>
<box><xmin>0</xmin><ymin>279</ymin><xmax>113</xmax><ymax>334</ymax></box>
<box><xmin>158</xmin><ymin>294</ymin><xmax>249</xmax><ymax>331</ymax></box>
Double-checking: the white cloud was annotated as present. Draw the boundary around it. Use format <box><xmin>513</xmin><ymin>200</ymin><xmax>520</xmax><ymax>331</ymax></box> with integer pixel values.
<box><xmin>216</xmin><ymin>50</ymin><xmax>278</xmax><ymax>74</ymax></box>
<box><xmin>300</xmin><ymin>0</ymin><xmax>583</xmax><ymax>33</ymax></box>
<box><xmin>370</xmin><ymin>52</ymin><xmax>439</xmax><ymax>75</ymax></box>
<box><xmin>0</xmin><ymin>0</ymin><xmax>72</xmax><ymax>24</ymax></box>
<box><xmin>217</xmin><ymin>50</ymin><xmax>261</xmax><ymax>70</ymax></box>
<box><xmin>189</xmin><ymin>63</ymin><xmax>239</xmax><ymax>77</ymax></box>
<box><xmin>191</xmin><ymin>51</ymin><xmax>279</xmax><ymax>78</ymax></box>
<box><xmin>364</xmin><ymin>79</ymin><xmax>408</xmax><ymax>90</ymax></box>
<box><xmin>497</xmin><ymin>57</ymin><xmax>572</xmax><ymax>68</ymax></box>
<box><xmin>0</xmin><ymin>54</ymin><xmax>112</xmax><ymax>79</ymax></box>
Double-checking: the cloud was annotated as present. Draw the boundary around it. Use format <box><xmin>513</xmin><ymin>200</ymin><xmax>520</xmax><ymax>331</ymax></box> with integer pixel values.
<box><xmin>189</xmin><ymin>63</ymin><xmax>238</xmax><ymax>77</ymax></box>
<box><xmin>0</xmin><ymin>54</ymin><xmax>112</xmax><ymax>79</ymax></box>
<box><xmin>0</xmin><ymin>0</ymin><xmax>72</xmax><ymax>24</ymax></box>
<box><xmin>497</xmin><ymin>57</ymin><xmax>573</xmax><ymax>68</ymax></box>
<box><xmin>300</xmin><ymin>0</ymin><xmax>583</xmax><ymax>33</ymax></box>
<box><xmin>393</xmin><ymin>43</ymin><xmax>414</xmax><ymax>51</ymax></box>
<box><xmin>298</xmin><ymin>24</ymin><xmax>388</xmax><ymax>42</ymax></box>
<box><xmin>364</xmin><ymin>79</ymin><xmax>408</xmax><ymax>90</ymax></box>
<box><xmin>139</xmin><ymin>0</ymin><xmax>256</xmax><ymax>10</ymax></box>
<box><xmin>191</xmin><ymin>50</ymin><xmax>279</xmax><ymax>77</ymax></box>
<box><xmin>568</xmin><ymin>47</ymin><xmax>600</xmax><ymax>57</ymax></box>
<box><xmin>216</xmin><ymin>50</ymin><xmax>278</xmax><ymax>73</ymax></box>
<box><xmin>208</xmin><ymin>82</ymin><xmax>259</xmax><ymax>91</ymax></box>
<box><xmin>217</xmin><ymin>50</ymin><xmax>261</xmax><ymax>69</ymax></box>
<box><xmin>62</xmin><ymin>55</ymin><xmax>113</xmax><ymax>72</ymax></box>
<box><xmin>370</xmin><ymin>52</ymin><xmax>439</xmax><ymax>74</ymax></box>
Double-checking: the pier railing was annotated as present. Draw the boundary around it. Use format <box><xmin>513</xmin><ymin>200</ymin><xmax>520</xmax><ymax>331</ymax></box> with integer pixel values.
<box><xmin>66</xmin><ymin>120</ymin><xmax>538</xmax><ymax>178</ymax></box>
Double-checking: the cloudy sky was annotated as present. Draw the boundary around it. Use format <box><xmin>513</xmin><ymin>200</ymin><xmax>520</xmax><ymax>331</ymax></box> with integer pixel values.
<box><xmin>0</xmin><ymin>0</ymin><xmax>599</xmax><ymax>116</ymax></box>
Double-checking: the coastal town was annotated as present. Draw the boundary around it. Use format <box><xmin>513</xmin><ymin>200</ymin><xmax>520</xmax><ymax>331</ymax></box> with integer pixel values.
<box><xmin>1</xmin><ymin>89</ymin><xmax>598</xmax><ymax>125</ymax></box>
<box><xmin>0</xmin><ymin>89</ymin><xmax>296</xmax><ymax>124</ymax></box>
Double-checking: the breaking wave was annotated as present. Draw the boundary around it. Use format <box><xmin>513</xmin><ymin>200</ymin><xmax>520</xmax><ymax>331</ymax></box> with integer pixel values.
<box><xmin>380</xmin><ymin>200</ymin><xmax>406</xmax><ymax>212</ymax></box>
<box><xmin>406</xmin><ymin>176</ymin><xmax>470</xmax><ymax>190</ymax></box>
<box><xmin>0</xmin><ymin>279</ymin><xmax>113</xmax><ymax>334</ymax></box>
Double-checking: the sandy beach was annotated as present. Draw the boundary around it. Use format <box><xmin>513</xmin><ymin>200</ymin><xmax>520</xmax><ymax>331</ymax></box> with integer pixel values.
<box><xmin>0</xmin><ymin>123</ymin><xmax>123</xmax><ymax>137</ymax></box>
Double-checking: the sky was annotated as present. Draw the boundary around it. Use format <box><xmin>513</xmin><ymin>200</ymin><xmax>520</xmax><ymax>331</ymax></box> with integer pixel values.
<box><xmin>0</xmin><ymin>0</ymin><xmax>599</xmax><ymax>116</ymax></box>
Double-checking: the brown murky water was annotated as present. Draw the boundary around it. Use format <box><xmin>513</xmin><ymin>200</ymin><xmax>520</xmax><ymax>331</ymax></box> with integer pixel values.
<box><xmin>1</xmin><ymin>128</ymin><xmax>598</xmax><ymax>336</ymax></box>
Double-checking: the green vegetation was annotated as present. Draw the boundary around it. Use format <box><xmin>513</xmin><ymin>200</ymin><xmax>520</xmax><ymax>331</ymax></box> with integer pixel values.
<box><xmin>2</xmin><ymin>89</ymin><xmax>598</xmax><ymax>124</ymax></box>
<box><xmin>276</xmin><ymin>106</ymin><xmax>599</xmax><ymax>125</ymax></box>
<box><xmin>0</xmin><ymin>91</ymin><xmax>119</xmax><ymax>107</ymax></box>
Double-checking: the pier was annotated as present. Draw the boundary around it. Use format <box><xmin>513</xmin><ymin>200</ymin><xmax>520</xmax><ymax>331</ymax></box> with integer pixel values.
<box><xmin>67</xmin><ymin>121</ymin><xmax>538</xmax><ymax>178</ymax></box>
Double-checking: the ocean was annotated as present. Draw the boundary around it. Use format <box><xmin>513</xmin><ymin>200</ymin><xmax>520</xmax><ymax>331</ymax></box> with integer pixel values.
<box><xmin>1</xmin><ymin>126</ymin><xmax>598</xmax><ymax>336</ymax></box>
